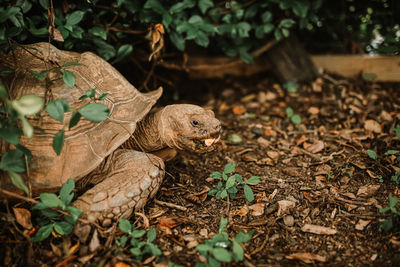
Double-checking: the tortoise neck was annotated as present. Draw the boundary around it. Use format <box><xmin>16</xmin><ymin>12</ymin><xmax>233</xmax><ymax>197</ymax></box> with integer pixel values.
<box><xmin>122</xmin><ymin>108</ymin><xmax>169</xmax><ymax>152</ymax></box>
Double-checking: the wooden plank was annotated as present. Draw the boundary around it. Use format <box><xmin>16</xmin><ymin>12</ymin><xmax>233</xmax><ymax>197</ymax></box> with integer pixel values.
<box><xmin>311</xmin><ymin>55</ymin><xmax>400</xmax><ymax>82</ymax></box>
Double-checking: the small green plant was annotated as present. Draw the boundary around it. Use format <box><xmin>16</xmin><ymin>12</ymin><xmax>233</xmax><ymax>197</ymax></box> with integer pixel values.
<box><xmin>283</xmin><ymin>81</ymin><xmax>298</xmax><ymax>93</ymax></box>
<box><xmin>208</xmin><ymin>162</ymin><xmax>260</xmax><ymax>202</ymax></box>
<box><xmin>195</xmin><ymin>217</ymin><xmax>253</xmax><ymax>267</ymax></box>
<box><xmin>285</xmin><ymin>107</ymin><xmax>301</xmax><ymax>124</ymax></box>
<box><xmin>367</xmin><ymin>149</ymin><xmax>378</xmax><ymax>160</ymax></box>
<box><xmin>379</xmin><ymin>194</ymin><xmax>400</xmax><ymax>232</ymax></box>
<box><xmin>385</xmin><ymin>149</ymin><xmax>400</xmax><ymax>163</ymax></box>
<box><xmin>391</xmin><ymin>171</ymin><xmax>400</xmax><ymax>185</ymax></box>
<box><xmin>393</xmin><ymin>125</ymin><xmax>400</xmax><ymax>139</ymax></box>
<box><xmin>32</xmin><ymin>179</ymin><xmax>83</xmax><ymax>242</ymax></box>
<box><xmin>116</xmin><ymin>219</ymin><xmax>162</xmax><ymax>260</ymax></box>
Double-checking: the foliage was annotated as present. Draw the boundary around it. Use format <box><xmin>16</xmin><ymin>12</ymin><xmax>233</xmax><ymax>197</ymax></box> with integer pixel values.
<box><xmin>285</xmin><ymin>107</ymin><xmax>302</xmax><ymax>124</ymax></box>
<box><xmin>195</xmin><ymin>217</ymin><xmax>253</xmax><ymax>267</ymax></box>
<box><xmin>31</xmin><ymin>179</ymin><xmax>82</xmax><ymax>242</ymax></box>
<box><xmin>208</xmin><ymin>162</ymin><xmax>260</xmax><ymax>202</ymax></box>
<box><xmin>367</xmin><ymin>149</ymin><xmax>378</xmax><ymax>160</ymax></box>
<box><xmin>0</xmin><ymin>56</ymin><xmax>110</xmax><ymax>193</ymax></box>
<box><xmin>0</xmin><ymin>0</ymin><xmax>323</xmax><ymax>64</ymax></box>
<box><xmin>302</xmin><ymin>0</ymin><xmax>400</xmax><ymax>54</ymax></box>
<box><xmin>116</xmin><ymin>219</ymin><xmax>162</xmax><ymax>261</ymax></box>
<box><xmin>379</xmin><ymin>195</ymin><xmax>400</xmax><ymax>232</ymax></box>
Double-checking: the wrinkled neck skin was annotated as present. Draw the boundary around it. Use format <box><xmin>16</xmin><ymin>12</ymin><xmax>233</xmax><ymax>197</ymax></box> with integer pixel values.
<box><xmin>122</xmin><ymin>108</ymin><xmax>174</xmax><ymax>152</ymax></box>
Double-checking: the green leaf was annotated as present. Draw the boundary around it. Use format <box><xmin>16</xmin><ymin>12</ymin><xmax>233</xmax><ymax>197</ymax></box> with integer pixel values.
<box><xmin>232</xmin><ymin>241</ymin><xmax>244</xmax><ymax>261</ymax></box>
<box><xmin>212</xmin><ymin>247</ymin><xmax>231</xmax><ymax>262</ymax></box>
<box><xmin>263</xmin><ymin>23</ymin><xmax>274</xmax><ymax>34</ymax></box>
<box><xmin>380</xmin><ymin>218</ymin><xmax>393</xmax><ymax>232</ymax></box>
<box><xmin>97</xmin><ymin>93</ymin><xmax>108</xmax><ymax>101</ymax></box>
<box><xmin>389</xmin><ymin>195</ymin><xmax>399</xmax><ymax>208</ymax></box>
<box><xmin>66</xmin><ymin>11</ymin><xmax>85</xmax><ymax>26</ymax></box>
<box><xmin>0</xmin><ymin>127</ymin><xmax>22</xmax><ymax>145</ymax></box>
<box><xmin>239</xmin><ymin>49</ymin><xmax>254</xmax><ymax>64</ymax></box>
<box><xmin>224</xmin><ymin>162</ymin><xmax>236</xmax><ymax>174</ymax></box>
<box><xmin>79</xmin><ymin>103</ymin><xmax>109</xmax><ymax>122</ymax></box>
<box><xmin>243</xmin><ymin>184</ymin><xmax>254</xmax><ymax>202</ymax></box>
<box><xmin>169</xmin><ymin>0</ymin><xmax>195</xmax><ymax>13</ymax></box>
<box><xmin>8</xmin><ymin>171</ymin><xmax>29</xmax><ymax>196</ymax></box>
<box><xmin>131</xmin><ymin>229</ymin><xmax>146</xmax><ymax>238</ymax></box>
<box><xmin>0</xmin><ymin>149</ymin><xmax>26</xmax><ymax>173</ymax></box>
<box><xmin>280</xmin><ymin>19</ymin><xmax>296</xmax><ymax>28</ymax></box>
<box><xmin>227</xmin><ymin>134</ymin><xmax>242</xmax><ymax>144</ymax></box>
<box><xmin>60</xmin><ymin>62</ymin><xmax>83</xmax><ymax>69</ymax></box>
<box><xmin>225</xmin><ymin>175</ymin><xmax>236</xmax><ymax>189</ymax></box>
<box><xmin>54</xmin><ymin>221</ymin><xmax>74</xmax><ymax>235</ymax></box>
<box><xmin>198</xmin><ymin>0</ymin><xmax>214</xmax><ymax>14</ymax></box>
<box><xmin>40</xmin><ymin>193</ymin><xmax>64</xmax><ymax>208</ymax></box>
<box><xmin>11</xmin><ymin>94</ymin><xmax>44</xmax><ymax>115</ymax></box>
<box><xmin>117</xmin><ymin>235</ymin><xmax>128</xmax><ymax>248</ymax></box>
<box><xmin>115</xmin><ymin>44</ymin><xmax>133</xmax><ymax>63</ymax></box>
<box><xmin>45</xmin><ymin>99</ymin><xmax>70</xmax><ymax>123</ymax></box>
<box><xmin>169</xmin><ymin>32</ymin><xmax>185</xmax><ymax>51</ymax></box>
<box><xmin>38</xmin><ymin>0</ymin><xmax>49</xmax><ymax>9</ymax></box>
<box><xmin>286</xmin><ymin>107</ymin><xmax>294</xmax><ymax>117</ymax></box>
<box><xmin>220</xmin><ymin>189</ymin><xmax>227</xmax><ymax>199</ymax></box>
<box><xmin>261</xmin><ymin>11</ymin><xmax>272</xmax><ymax>23</ymax></box>
<box><xmin>32</xmin><ymin>224</ymin><xmax>53</xmax><ymax>242</ymax></box>
<box><xmin>219</xmin><ymin>217</ymin><xmax>228</xmax><ymax>233</ymax></box>
<box><xmin>282</xmin><ymin>28</ymin><xmax>290</xmax><ymax>37</ymax></box>
<box><xmin>208</xmin><ymin>188</ymin><xmax>218</xmax><ymax>196</ymax></box>
<box><xmin>63</xmin><ymin>70</ymin><xmax>76</xmax><ymax>88</ymax></box>
<box><xmin>194</xmin><ymin>31</ymin><xmax>209</xmax><ymax>47</ymax></box>
<box><xmin>367</xmin><ymin>149</ymin><xmax>378</xmax><ymax>160</ymax></box>
<box><xmin>53</xmin><ymin>129</ymin><xmax>65</xmax><ymax>155</ymax></box>
<box><xmin>283</xmin><ymin>81</ymin><xmax>297</xmax><ymax>92</ymax></box>
<box><xmin>385</xmin><ymin>150</ymin><xmax>400</xmax><ymax>155</ymax></box>
<box><xmin>274</xmin><ymin>29</ymin><xmax>282</xmax><ymax>40</ymax></box>
<box><xmin>60</xmin><ymin>178</ymin><xmax>75</xmax><ymax>205</ymax></box>
<box><xmin>89</xmin><ymin>26</ymin><xmax>107</xmax><ymax>40</ymax></box>
<box><xmin>292</xmin><ymin>1</ymin><xmax>309</xmax><ymax>18</ymax></box>
<box><xmin>237</xmin><ymin>22</ymin><xmax>251</xmax><ymax>38</ymax></box>
<box><xmin>0</xmin><ymin>82</ymin><xmax>9</xmax><ymax>98</ymax></box>
<box><xmin>69</xmin><ymin>112</ymin><xmax>81</xmax><ymax>129</ymax></box>
<box><xmin>147</xmin><ymin>242</ymin><xmax>162</xmax><ymax>256</ymax></box>
<box><xmin>291</xmin><ymin>114</ymin><xmax>302</xmax><ymax>124</ymax></box>
<box><xmin>119</xmin><ymin>219</ymin><xmax>132</xmax><ymax>234</ymax></box>
<box><xmin>147</xmin><ymin>228</ymin><xmax>157</xmax><ymax>243</ymax></box>
<box><xmin>234</xmin><ymin>231</ymin><xmax>253</xmax><ymax>243</ymax></box>
<box><xmin>19</xmin><ymin>116</ymin><xmax>34</xmax><ymax>139</ymax></box>
<box><xmin>144</xmin><ymin>0</ymin><xmax>166</xmax><ymax>14</ymax></box>
<box><xmin>210</xmin><ymin>171</ymin><xmax>222</xmax><ymax>179</ymax></box>
<box><xmin>246</xmin><ymin>176</ymin><xmax>260</xmax><ymax>185</ymax></box>
<box><xmin>66</xmin><ymin>206</ymin><xmax>83</xmax><ymax>222</ymax></box>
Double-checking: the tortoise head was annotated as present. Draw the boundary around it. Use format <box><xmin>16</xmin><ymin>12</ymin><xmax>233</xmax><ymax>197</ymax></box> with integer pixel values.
<box><xmin>161</xmin><ymin>104</ymin><xmax>221</xmax><ymax>152</ymax></box>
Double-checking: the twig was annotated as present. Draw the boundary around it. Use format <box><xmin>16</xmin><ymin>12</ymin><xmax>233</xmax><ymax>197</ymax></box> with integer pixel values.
<box><xmin>250</xmin><ymin>229</ymin><xmax>270</xmax><ymax>256</ymax></box>
<box><xmin>154</xmin><ymin>199</ymin><xmax>187</xmax><ymax>211</ymax></box>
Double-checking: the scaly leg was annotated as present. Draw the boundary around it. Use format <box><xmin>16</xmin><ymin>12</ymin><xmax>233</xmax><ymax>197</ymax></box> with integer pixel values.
<box><xmin>73</xmin><ymin>149</ymin><xmax>165</xmax><ymax>226</ymax></box>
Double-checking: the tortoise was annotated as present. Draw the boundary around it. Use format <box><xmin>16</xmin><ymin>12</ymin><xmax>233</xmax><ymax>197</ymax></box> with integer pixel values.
<box><xmin>0</xmin><ymin>43</ymin><xmax>221</xmax><ymax>226</ymax></box>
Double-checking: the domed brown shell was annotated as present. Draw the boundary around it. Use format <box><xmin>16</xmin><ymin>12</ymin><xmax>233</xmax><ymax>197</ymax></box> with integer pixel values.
<box><xmin>1</xmin><ymin>43</ymin><xmax>162</xmax><ymax>189</ymax></box>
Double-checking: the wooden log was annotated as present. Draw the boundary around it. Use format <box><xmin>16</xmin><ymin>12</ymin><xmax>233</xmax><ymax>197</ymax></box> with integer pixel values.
<box><xmin>265</xmin><ymin>35</ymin><xmax>318</xmax><ymax>82</ymax></box>
<box><xmin>311</xmin><ymin>55</ymin><xmax>400</xmax><ymax>82</ymax></box>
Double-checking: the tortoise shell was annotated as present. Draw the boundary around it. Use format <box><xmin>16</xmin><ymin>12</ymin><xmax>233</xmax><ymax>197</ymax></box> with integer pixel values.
<box><xmin>1</xmin><ymin>43</ymin><xmax>162</xmax><ymax>189</ymax></box>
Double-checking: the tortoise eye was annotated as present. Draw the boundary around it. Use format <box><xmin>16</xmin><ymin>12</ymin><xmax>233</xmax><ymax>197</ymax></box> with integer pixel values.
<box><xmin>192</xmin><ymin>120</ymin><xmax>199</xmax><ymax>126</ymax></box>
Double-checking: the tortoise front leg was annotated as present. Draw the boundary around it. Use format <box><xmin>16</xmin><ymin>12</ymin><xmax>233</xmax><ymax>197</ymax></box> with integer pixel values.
<box><xmin>73</xmin><ymin>149</ymin><xmax>165</xmax><ymax>227</ymax></box>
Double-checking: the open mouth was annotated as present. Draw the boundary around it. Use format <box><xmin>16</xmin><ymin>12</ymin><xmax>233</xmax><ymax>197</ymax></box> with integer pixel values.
<box><xmin>191</xmin><ymin>132</ymin><xmax>221</xmax><ymax>151</ymax></box>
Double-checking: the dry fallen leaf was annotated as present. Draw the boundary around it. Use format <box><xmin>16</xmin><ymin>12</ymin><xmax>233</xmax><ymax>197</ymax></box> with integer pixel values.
<box><xmin>233</xmin><ymin>206</ymin><xmax>249</xmax><ymax>217</ymax></box>
<box><xmin>267</xmin><ymin>151</ymin><xmax>280</xmax><ymax>161</ymax></box>
<box><xmin>357</xmin><ymin>185</ymin><xmax>380</xmax><ymax>197</ymax></box>
<box><xmin>249</xmin><ymin>203</ymin><xmax>265</xmax><ymax>216</ymax></box>
<box><xmin>308</xmin><ymin>106</ymin><xmax>320</xmax><ymax>115</ymax></box>
<box><xmin>301</xmin><ymin>224</ymin><xmax>337</xmax><ymax>235</ymax></box>
<box><xmin>13</xmin><ymin>207</ymin><xmax>33</xmax><ymax>230</ymax></box>
<box><xmin>312</xmin><ymin>77</ymin><xmax>323</xmax><ymax>92</ymax></box>
<box><xmin>158</xmin><ymin>216</ymin><xmax>181</xmax><ymax>228</ymax></box>
<box><xmin>89</xmin><ymin>229</ymin><xmax>100</xmax><ymax>252</ymax></box>
<box><xmin>355</xmin><ymin>219</ymin><xmax>371</xmax><ymax>231</ymax></box>
<box><xmin>304</xmin><ymin>140</ymin><xmax>325</xmax><ymax>153</ymax></box>
<box><xmin>286</xmin><ymin>252</ymin><xmax>327</xmax><ymax>263</ymax></box>
<box><xmin>364</xmin><ymin>120</ymin><xmax>382</xmax><ymax>133</ymax></box>
<box><xmin>114</xmin><ymin>261</ymin><xmax>131</xmax><ymax>267</ymax></box>
<box><xmin>296</xmin><ymin>135</ymin><xmax>307</xmax><ymax>146</ymax></box>
<box><xmin>232</xmin><ymin>106</ymin><xmax>246</xmax><ymax>115</ymax></box>
<box><xmin>277</xmin><ymin>200</ymin><xmax>295</xmax><ymax>217</ymax></box>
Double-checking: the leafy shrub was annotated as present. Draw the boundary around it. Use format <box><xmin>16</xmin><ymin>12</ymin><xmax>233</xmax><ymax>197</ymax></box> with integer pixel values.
<box><xmin>0</xmin><ymin>0</ymin><xmax>322</xmax><ymax>63</ymax></box>
<box><xmin>32</xmin><ymin>179</ymin><xmax>83</xmax><ymax>242</ymax></box>
<box><xmin>379</xmin><ymin>195</ymin><xmax>400</xmax><ymax>232</ymax></box>
<box><xmin>195</xmin><ymin>217</ymin><xmax>253</xmax><ymax>267</ymax></box>
<box><xmin>208</xmin><ymin>162</ymin><xmax>260</xmax><ymax>202</ymax></box>
<box><xmin>116</xmin><ymin>219</ymin><xmax>162</xmax><ymax>260</ymax></box>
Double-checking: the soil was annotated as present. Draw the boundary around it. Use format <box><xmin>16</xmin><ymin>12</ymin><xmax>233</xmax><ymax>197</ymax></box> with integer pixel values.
<box><xmin>1</xmin><ymin>71</ymin><xmax>400</xmax><ymax>266</ymax></box>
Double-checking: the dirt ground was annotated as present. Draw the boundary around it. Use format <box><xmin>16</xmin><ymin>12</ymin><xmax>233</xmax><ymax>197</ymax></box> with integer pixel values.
<box><xmin>1</xmin><ymin>71</ymin><xmax>400</xmax><ymax>266</ymax></box>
